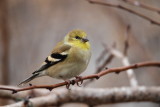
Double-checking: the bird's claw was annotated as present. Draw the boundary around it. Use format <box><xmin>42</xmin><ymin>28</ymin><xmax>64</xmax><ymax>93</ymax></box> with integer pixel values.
<box><xmin>75</xmin><ymin>76</ymin><xmax>83</xmax><ymax>87</ymax></box>
<box><xmin>64</xmin><ymin>76</ymin><xmax>83</xmax><ymax>89</ymax></box>
<box><xmin>65</xmin><ymin>80</ymin><xmax>72</xmax><ymax>89</ymax></box>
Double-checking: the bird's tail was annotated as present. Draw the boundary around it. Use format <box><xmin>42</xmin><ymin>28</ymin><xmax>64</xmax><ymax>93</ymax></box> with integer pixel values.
<box><xmin>18</xmin><ymin>73</ymin><xmax>40</xmax><ymax>86</ymax></box>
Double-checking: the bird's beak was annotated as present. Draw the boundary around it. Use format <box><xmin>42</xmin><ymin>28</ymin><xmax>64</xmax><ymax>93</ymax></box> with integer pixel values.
<box><xmin>82</xmin><ymin>38</ymin><xmax>89</xmax><ymax>43</ymax></box>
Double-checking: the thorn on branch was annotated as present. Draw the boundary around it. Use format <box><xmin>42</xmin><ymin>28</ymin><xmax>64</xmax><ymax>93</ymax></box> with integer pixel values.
<box><xmin>115</xmin><ymin>71</ymin><xmax>120</xmax><ymax>74</ymax></box>
<box><xmin>46</xmin><ymin>88</ymin><xmax>53</xmax><ymax>91</ymax></box>
<box><xmin>95</xmin><ymin>75</ymin><xmax>100</xmax><ymax>80</ymax></box>
<box><xmin>134</xmin><ymin>64</ymin><xmax>138</xmax><ymax>68</ymax></box>
<box><xmin>150</xmin><ymin>21</ymin><xmax>156</xmax><ymax>24</ymax></box>
<box><xmin>12</xmin><ymin>90</ymin><xmax>17</xmax><ymax>94</ymax></box>
<box><xmin>105</xmin><ymin>67</ymin><xmax>108</xmax><ymax>69</ymax></box>
<box><xmin>88</xmin><ymin>0</ymin><xmax>94</xmax><ymax>4</ymax></box>
<box><xmin>29</xmin><ymin>83</ymin><xmax>32</xmax><ymax>86</ymax></box>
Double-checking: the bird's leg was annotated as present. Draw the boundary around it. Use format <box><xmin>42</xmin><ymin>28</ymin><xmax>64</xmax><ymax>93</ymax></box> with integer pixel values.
<box><xmin>65</xmin><ymin>80</ymin><xmax>72</xmax><ymax>89</ymax></box>
<box><xmin>75</xmin><ymin>76</ymin><xmax>83</xmax><ymax>87</ymax></box>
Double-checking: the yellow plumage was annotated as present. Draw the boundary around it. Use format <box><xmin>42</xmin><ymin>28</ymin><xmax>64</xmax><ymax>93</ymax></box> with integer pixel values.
<box><xmin>19</xmin><ymin>29</ymin><xmax>91</xmax><ymax>85</ymax></box>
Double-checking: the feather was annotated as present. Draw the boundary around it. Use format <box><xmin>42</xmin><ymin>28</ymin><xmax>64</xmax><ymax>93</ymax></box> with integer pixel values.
<box><xmin>32</xmin><ymin>44</ymin><xmax>71</xmax><ymax>74</ymax></box>
<box><xmin>18</xmin><ymin>73</ymin><xmax>39</xmax><ymax>86</ymax></box>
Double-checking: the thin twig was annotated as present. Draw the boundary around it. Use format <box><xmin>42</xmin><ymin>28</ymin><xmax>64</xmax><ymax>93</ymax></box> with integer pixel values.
<box><xmin>103</xmin><ymin>45</ymin><xmax>139</xmax><ymax>86</ymax></box>
<box><xmin>0</xmin><ymin>85</ymin><xmax>50</xmax><ymax>101</ymax></box>
<box><xmin>96</xmin><ymin>54</ymin><xmax>114</xmax><ymax>73</ymax></box>
<box><xmin>102</xmin><ymin>25</ymin><xmax>138</xmax><ymax>87</ymax></box>
<box><xmin>99</xmin><ymin>41</ymin><xmax>141</xmax><ymax>87</ymax></box>
<box><xmin>122</xmin><ymin>0</ymin><xmax>160</xmax><ymax>14</ymax></box>
<box><xmin>0</xmin><ymin>61</ymin><xmax>159</xmax><ymax>93</ymax></box>
<box><xmin>84</xmin><ymin>54</ymin><xmax>114</xmax><ymax>86</ymax></box>
<box><xmin>84</xmin><ymin>43</ymin><xmax>116</xmax><ymax>86</ymax></box>
<box><xmin>96</xmin><ymin>48</ymin><xmax>108</xmax><ymax>64</ymax></box>
<box><xmin>88</xmin><ymin>0</ymin><xmax>160</xmax><ymax>26</ymax></box>
<box><xmin>123</xmin><ymin>25</ymin><xmax>138</xmax><ymax>87</ymax></box>
<box><xmin>123</xmin><ymin>25</ymin><xmax>130</xmax><ymax>56</ymax></box>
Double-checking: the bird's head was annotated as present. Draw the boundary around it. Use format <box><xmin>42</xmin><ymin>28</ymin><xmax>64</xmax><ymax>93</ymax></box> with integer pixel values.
<box><xmin>65</xmin><ymin>30</ymin><xmax>90</xmax><ymax>50</ymax></box>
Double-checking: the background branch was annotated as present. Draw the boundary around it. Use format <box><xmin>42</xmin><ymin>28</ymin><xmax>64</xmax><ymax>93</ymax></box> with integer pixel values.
<box><xmin>103</xmin><ymin>25</ymin><xmax>138</xmax><ymax>87</ymax></box>
<box><xmin>3</xmin><ymin>86</ymin><xmax>160</xmax><ymax>107</ymax></box>
<box><xmin>103</xmin><ymin>44</ymin><xmax>139</xmax><ymax>87</ymax></box>
<box><xmin>88</xmin><ymin>0</ymin><xmax>160</xmax><ymax>26</ymax></box>
<box><xmin>85</xmin><ymin>25</ymin><xmax>138</xmax><ymax>87</ymax></box>
<box><xmin>84</xmin><ymin>54</ymin><xmax>114</xmax><ymax>86</ymax></box>
<box><xmin>122</xmin><ymin>0</ymin><xmax>160</xmax><ymax>14</ymax></box>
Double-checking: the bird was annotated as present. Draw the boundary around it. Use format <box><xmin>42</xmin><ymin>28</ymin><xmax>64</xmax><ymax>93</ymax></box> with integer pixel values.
<box><xmin>19</xmin><ymin>29</ymin><xmax>91</xmax><ymax>88</ymax></box>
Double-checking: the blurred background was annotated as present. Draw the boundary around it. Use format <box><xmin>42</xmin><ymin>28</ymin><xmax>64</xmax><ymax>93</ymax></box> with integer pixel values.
<box><xmin>0</xmin><ymin>0</ymin><xmax>160</xmax><ymax>106</ymax></box>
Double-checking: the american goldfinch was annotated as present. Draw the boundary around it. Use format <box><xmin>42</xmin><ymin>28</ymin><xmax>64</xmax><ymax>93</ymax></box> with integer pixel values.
<box><xmin>19</xmin><ymin>30</ymin><xmax>91</xmax><ymax>87</ymax></box>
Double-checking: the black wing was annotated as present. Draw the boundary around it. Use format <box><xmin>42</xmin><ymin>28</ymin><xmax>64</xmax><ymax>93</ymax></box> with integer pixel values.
<box><xmin>32</xmin><ymin>53</ymin><xmax>67</xmax><ymax>74</ymax></box>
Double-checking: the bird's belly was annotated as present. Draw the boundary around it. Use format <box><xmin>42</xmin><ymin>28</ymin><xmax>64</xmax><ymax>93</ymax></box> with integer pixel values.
<box><xmin>46</xmin><ymin>47</ymin><xmax>91</xmax><ymax>80</ymax></box>
<box><xmin>46</xmin><ymin>62</ymin><xmax>86</xmax><ymax>80</ymax></box>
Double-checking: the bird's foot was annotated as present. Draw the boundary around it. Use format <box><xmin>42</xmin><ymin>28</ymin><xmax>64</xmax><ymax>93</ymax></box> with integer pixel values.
<box><xmin>75</xmin><ymin>76</ymin><xmax>83</xmax><ymax>87</ymax></box>
<box><xmin>65</xmin><ymin>80</ymin><xmax>72</xmax><ymax>89</ymax></box>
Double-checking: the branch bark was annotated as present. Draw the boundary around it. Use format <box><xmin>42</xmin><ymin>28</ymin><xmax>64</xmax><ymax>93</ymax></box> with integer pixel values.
<box><xmin>0</xmin><ymin>61</ymin><xmax>159</xmax><ymax>93</ymax></box>
<box><xmin>0</xmin><ymin>86</ymin><xmax>50</xmax><ymax>101</ymax></box>
<box><xmin>122</xmin><ymin>0</ymin><xmax>160</xmax><ymax>13</ymax></box>
<box><xmin>103</xmin><ymin>25</ymin><xmax>138</xmax><ymax>87</ymax></box>
<box><xmin>3</xmin><ymin>86</ymin><xmax>160</xmax><ymax>107</ymax></box>
<box><xmin>88</xmin><ymin>0</ymin><xmax>160</xmax><ymax>26</ymax></box>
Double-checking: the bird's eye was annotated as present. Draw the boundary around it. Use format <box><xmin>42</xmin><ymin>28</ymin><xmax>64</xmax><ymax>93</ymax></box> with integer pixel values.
<box><xmin>75</xmin><ymin>36</ymin><xmax>81</xmax><ymax>39</ymax></box>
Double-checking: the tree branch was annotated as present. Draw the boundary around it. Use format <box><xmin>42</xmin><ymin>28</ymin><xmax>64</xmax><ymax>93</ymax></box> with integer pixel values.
<box><xmin>123</xmin><ymin>25</ymin><xmax>130</xmax><ymax>56</ymax></box>
<box><xmin>84</xmin><ymin>53</ymin><xmax>114</xmax><ymax>86</ymax></box>
<box><xmin>87</xmin><ymin>0</ymin><xmax>160</xmax><ymax>26</ymax></box>
<box><xmin>0</xmin><ymin>85</ymin><xmax>50</xmax><ymax>101</ymax></box>
<box><xmin>103</xmin><ymin>25</ymin><xmax>139</xmax><ymax>87</ymax></box>
<box><xmin>3</xmin><ymin>86</ymin><xmax>160</xmax><ymax>107</ymax></box>
<box><xmin>122</xmin><ymin>0</ymin><xmax>160</xmax><ymax>14</ymax></box>
<box><xmin>0</xmin><ymin>61</ymin><xmax>159</xmax><ymax>93</ymax></box>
